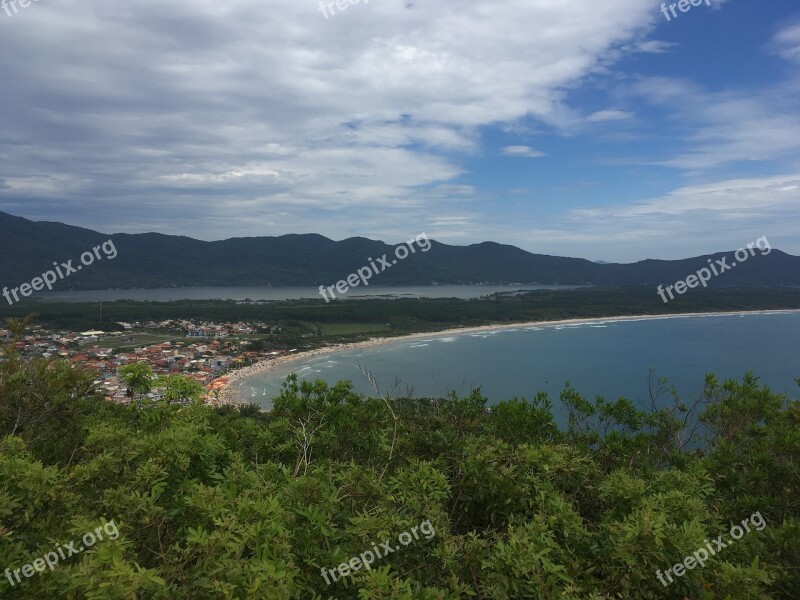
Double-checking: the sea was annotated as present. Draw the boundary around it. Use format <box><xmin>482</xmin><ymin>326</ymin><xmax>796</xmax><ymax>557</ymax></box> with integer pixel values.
<box><xmin>236</xmin><ymin>311</ymin><xmax>800</xmax><ymax>415</ymax></box>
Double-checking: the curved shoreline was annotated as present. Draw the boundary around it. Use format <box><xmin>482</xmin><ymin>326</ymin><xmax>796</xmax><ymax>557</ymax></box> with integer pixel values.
<box><xmin>216</xmin><ymin>309</ymin><xmax>800</xmax><ymax>405</ymax></box>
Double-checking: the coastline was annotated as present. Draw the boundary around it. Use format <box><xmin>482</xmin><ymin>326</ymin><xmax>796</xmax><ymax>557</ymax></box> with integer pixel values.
<box><xmin>215</xmin><ymin>308</ymin><xmax>800</xmax><ymax>405</ymax></box>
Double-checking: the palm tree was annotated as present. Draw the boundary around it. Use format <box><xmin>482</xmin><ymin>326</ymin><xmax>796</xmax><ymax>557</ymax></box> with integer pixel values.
<box><xmin>118</xmin><ymin>362</ymin><xmax>154</xmax><ymax>399</ymax></box>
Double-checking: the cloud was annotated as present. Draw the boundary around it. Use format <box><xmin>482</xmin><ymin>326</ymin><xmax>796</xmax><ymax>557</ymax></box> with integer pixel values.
<box><xmin>627</xmin><ymin>76</ymin><xmax>800</xmax><ymax>170</ymax></box>
<box><xmin>501</xmin><ymin>145</ymin><xmax>545</xmax><ymax>158</ymax></box>
<box><xmin>586</xmin><ymin>109</ymin><xmax>633</xmax><ymax>122</ymax></box>
<box><xmin>0</xmin><ymin>0</ymin><xmax>661</xmax><ymax>240</ymax></box>
<box><xmin>509</xmin><ymin>174</ymin><xmax>800</xmax><ymax>261</ymax></box>
<box><xmin>620</xmin><ymin>40</ymin><xmax>676</xmax><ymax>54</ymax></box>
<box><xmin>769</xmin><ymin>20</ymin><xmax>800</xmax><ymax>63</ymax></box>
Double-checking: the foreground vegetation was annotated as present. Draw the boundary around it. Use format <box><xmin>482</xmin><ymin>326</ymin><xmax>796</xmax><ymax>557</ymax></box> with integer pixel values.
<box><xmin>1</xmin><ymin>319</ymin><xmax>798</xmax><ymax>598</ymax></box>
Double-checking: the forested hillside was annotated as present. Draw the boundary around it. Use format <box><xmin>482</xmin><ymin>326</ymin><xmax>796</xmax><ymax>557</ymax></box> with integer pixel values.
<box><xmin>3</xmin><ymin>211</ymin><xmax>800</xmax><ymax>289</ymax></box>
<box><xmin>1</xmin><ymin>319</ymin><xmax>798</xmax><ymax>599</ymax></box>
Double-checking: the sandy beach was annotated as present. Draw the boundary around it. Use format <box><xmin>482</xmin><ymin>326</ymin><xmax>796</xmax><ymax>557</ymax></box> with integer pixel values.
<box><xmin>214</xmin><ymin>308</ymin><xmax>800</xmax><ymax>406</ymax></box>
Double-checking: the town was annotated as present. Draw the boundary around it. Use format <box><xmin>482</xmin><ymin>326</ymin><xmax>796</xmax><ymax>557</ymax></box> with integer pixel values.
<box><xmin>0</xmin><ymin>318</ymin><xmax>288</xmax><ymax>406</ymax></box>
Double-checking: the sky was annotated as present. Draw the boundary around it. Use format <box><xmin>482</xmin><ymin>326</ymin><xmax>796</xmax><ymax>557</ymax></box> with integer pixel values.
<box><xmin>1</xmin><ymin>0</ymin><xmax>798</xmax><ymax>263</ymax></box>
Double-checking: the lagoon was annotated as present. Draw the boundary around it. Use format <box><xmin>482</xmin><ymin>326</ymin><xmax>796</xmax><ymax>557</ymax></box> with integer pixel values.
<box><xmin>34</xmin><ymin>284</ymin><xmax>583</xmax><ymax>303</ymax></box>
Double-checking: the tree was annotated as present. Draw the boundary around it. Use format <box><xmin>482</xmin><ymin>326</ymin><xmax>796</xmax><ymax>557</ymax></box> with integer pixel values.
<box><xmin>118</xmin><ymin>361</ymin><xmax>154</xmax><ymax>398</ymax></box>
<box><xmin>154</xmin><ymin>374</ymin><xmax>205</xmax><ymax>404</ymax></box>
<box><xmin>0</xmin><ymin>315</ymin><xmax>100</xmax><ymax>464</ymax></box>
<box><xmin>1</xmin><ymin>318</ymin><xmax>797</xmax><ymax>599</ymax></box>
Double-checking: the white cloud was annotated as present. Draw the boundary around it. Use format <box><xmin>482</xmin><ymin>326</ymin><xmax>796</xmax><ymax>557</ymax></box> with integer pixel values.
<box><xmin>502</xmin><ymin>145</ymin><xmax>546</xmax><ymax>158</ymax></box>
<box><xmin>0</xmin><ymin>0</ymin><xmax>661</xmax><ymax>240</ymax></box>
<box><xmin>504</xmin><ymin>174</ymin><xmax>800</xmax><ymax>261</ymax></box>
<box><xmin>621</xmin><ymin>40</ymin><xmax>677</xmax><ymax>54</ymax></box>
<box><xmin>629</xmin><ymin>76</ymin><xmax>800</xmax><ymax>170</ymax></box>
<box><xmin>587</xmin><ymin>109</ymin><xmax>633</xmax><ymax>122</ymax></box>
<box><xmin>769</xmin><ymin>20</ymin><xmax>800</xmax><ymax>62</ymax></box>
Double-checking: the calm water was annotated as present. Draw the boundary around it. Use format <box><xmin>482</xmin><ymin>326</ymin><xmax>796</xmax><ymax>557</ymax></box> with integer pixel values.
<box><xmin>239</xmin><ymin>311</ymin><xmax>800</xmax><ymax>412</ymax></box>
<box><xmin>35</xmin><ymin>285</ymin><xmax>583</xmax><ymax>303</ymax></box>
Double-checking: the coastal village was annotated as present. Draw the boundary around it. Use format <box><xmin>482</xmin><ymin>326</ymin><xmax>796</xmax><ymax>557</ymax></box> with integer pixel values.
<box><xmin>0</xmin><ymin>319</ymin><xmax>287</xmax><ymax>406</ymax></box>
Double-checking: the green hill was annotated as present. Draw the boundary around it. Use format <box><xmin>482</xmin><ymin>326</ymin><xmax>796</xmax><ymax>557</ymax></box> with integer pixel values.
<box><xmin>2</xmin><ymin>211</ymin><xmax>799</xmax><ymax>289</ymax></box>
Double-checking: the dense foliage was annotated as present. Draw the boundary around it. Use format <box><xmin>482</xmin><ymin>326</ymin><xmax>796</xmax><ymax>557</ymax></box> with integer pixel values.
<box><xmin>8</xmin><ymin>287</ymin><xmax>800</xmax><ymax>335</ymax></box>
<box><xmin>1</xmin><ymin>323</ymin><xmax>798</xmax><ymax>598</ymax></box>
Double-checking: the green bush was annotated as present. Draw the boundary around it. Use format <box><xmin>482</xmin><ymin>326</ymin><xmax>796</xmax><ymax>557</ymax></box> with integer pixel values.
<box><xmin>1</xmin><ymin>323</ymin><xmax>798</xmax><ymax>598</ymax></box>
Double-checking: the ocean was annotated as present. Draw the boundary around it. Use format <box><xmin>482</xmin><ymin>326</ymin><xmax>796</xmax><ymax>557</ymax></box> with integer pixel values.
<box><xmin>237</xmin><ymin>311</ymin><xmax>800</xmax><ymax>413</ymax></box>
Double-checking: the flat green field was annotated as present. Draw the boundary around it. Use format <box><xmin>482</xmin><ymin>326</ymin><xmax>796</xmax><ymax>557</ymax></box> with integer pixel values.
<box><xmin>80</xmin><ymin>333</ymin><xmax>183</xmax><ymax>350</ymax></box>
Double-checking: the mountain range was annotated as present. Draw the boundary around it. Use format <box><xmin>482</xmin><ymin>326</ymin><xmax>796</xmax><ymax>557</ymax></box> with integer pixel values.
<box><xmin>1</xmin><ymin>211</ymin><xmax>798</xmax><ymax>290</ymax></box>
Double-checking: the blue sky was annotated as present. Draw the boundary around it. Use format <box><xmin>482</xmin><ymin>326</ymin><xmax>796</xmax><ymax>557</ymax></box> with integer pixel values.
<box><xmin>1</xmin><ymin>0</ymin><xmax>798</xmax><ymax>262</ymax></box>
